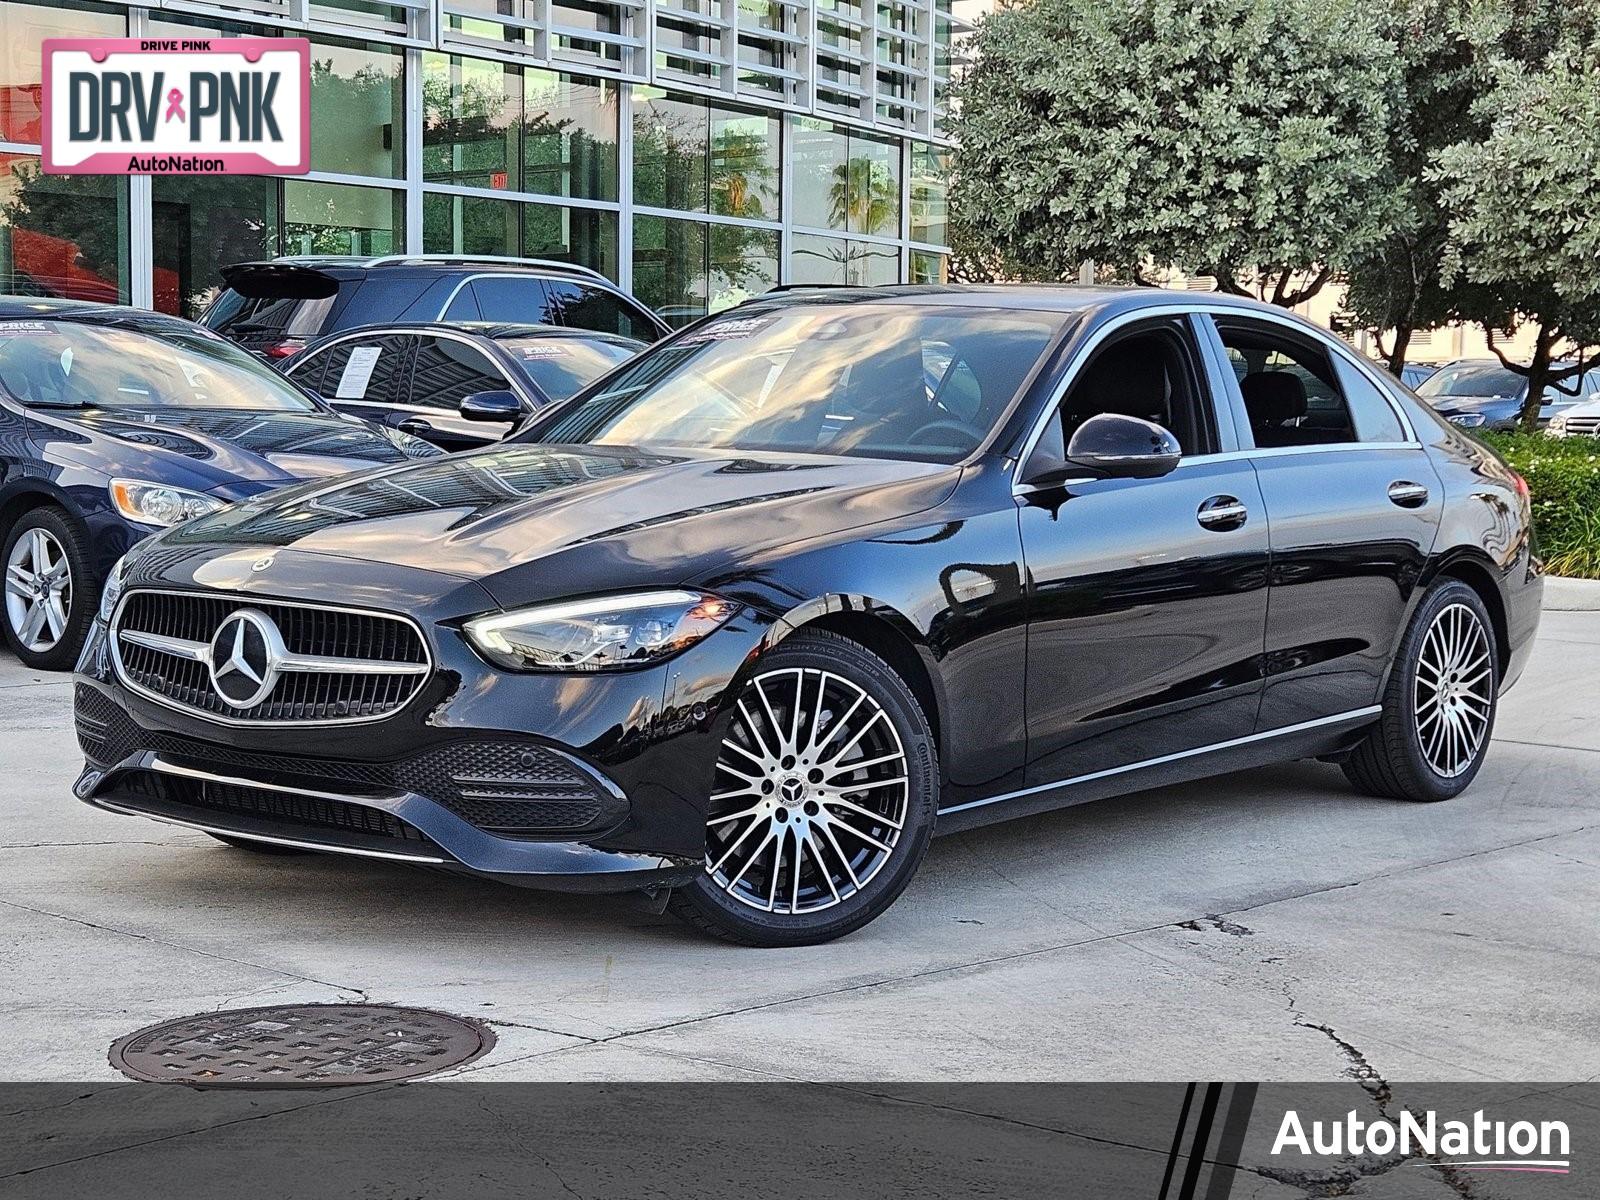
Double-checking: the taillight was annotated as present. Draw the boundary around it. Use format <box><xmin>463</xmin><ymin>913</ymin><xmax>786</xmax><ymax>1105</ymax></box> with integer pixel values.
<box><xmin>263</xmin><ymin>341</ymin><xmax>303</xmax><ymax>359</ymax></box>
<box><xmin>1511</xmin><ymin>471</ymin><xmax>1530</xmax><ymax>500</ymax></box>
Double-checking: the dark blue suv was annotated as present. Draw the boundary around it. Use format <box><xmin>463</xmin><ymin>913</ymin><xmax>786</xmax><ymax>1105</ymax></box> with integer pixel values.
<box><xmin>0</xmin><ymin>300</ymin><xmax>439</xmax><ymax>670</ymax></box>
<box><xmin>202</xmin><ymin>255</ymin><xmax>669</xmax><ymax>363</ymax></box>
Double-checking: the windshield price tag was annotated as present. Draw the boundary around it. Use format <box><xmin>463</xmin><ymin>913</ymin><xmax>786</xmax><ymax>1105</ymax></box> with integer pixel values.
<box><xmin>517</xmin><ymin>344</ymin><xmax>568</xmax><ymax>359</ymax></box>
<box><xmin>680</xmin><ymin>316</ymin><xmax>773</xmax><ymax>345</ymax></box>
<box><xmin>335</xmin><ymin>346</ymin><xmax>382</xmax><ymax>399</ymax></box>
<box><xmin>0</xmin><ymin>321</ymin><xmax>58</xmax><ymax>336</ymax></box>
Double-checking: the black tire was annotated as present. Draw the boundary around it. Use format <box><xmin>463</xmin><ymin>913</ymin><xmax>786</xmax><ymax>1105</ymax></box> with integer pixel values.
<box><xmin>208</xmin><ymin>834</ymin><xmax>312</xmax><ymax>855</ymax></box>
<box><xmin>2</xmin><ymin>506</ymin><xmax>97</xmax><ymax>672</ymax></box>
<box><xmin>1342</xmin><ymin>579</ymin><xmax>1499</xmax><ymax>802</ymax></box>
<box><xmin>670</xmin><ymin>630</ymin><xmax>938</xmax><ymax>946</ymax></box>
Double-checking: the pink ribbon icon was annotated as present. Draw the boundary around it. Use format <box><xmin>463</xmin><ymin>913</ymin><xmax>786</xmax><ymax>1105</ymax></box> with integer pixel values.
<box><xmin>164</xmin><ymin>88</ymin><xmax>185</xmax><ymax>123</ymax></box>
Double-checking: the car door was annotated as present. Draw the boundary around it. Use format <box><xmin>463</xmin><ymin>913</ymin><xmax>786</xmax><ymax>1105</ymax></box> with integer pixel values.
<box><xmin>1019</xmin><ymin>315</ymin><xmax>1271</xmax><ymax>788</ymax></box>
<box><xmin>292</xmin><ymin>332</ymin><xmax>416</xmax><ymax>430</ymax></box>
<box><xmin>405</xmin><ymin>334</ymin><xmax>530</xmax><ymax>450</ymax></box>
<box><xmin>1200</xmin><ymin>313</ymin><xmax>1444</xmax><ymax>730</ymax></box>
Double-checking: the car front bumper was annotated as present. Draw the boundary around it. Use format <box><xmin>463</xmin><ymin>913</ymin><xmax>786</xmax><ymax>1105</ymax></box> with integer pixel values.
<box><xmin>71</xmin><ymin>583</ymin><xmax>779</xmax><ymax>895</ymax></box>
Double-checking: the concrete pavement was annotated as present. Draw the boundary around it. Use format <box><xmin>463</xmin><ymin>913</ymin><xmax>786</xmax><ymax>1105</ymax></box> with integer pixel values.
<box><xmin>2</xmin><ymin>606</ymin><xmax>1598</xmax><ymax>1082</ymax></box>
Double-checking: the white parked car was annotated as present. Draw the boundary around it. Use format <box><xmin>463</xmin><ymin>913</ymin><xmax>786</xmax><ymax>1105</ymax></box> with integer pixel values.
<box><xmin>1547</xmin><ymin>391</ymin><xmax>1600</xmax><ymax>439</ymax></box>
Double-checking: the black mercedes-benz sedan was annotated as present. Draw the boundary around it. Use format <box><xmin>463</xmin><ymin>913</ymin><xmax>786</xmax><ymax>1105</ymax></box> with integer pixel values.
<box><xmin>72</xmin><ymin>286</ymin><xmax>1543</xmax><ymax>946</ymax></box>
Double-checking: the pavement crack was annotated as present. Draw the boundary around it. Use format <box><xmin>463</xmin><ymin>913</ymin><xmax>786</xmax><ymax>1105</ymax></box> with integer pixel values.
<box><xmin>0</xmin><ymin>896</ymin><xmax>369</xmax><ymax>1006</ymax></box>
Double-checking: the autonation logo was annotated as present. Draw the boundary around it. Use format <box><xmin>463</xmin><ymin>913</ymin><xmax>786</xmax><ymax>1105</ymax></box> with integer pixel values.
<box><xmin>1273</xmin><ymin>1109</ymin><xmax>1571</xmax><ymax>1175</ymax></box>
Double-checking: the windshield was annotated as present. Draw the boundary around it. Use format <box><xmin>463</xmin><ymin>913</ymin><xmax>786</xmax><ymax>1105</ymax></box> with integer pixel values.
<box><xmin>0</xmin><ymin>319</ymin><xmax>319</xmax><ymax>412</ymax></box>
<box><xmin>500</xmin><ymin>335</ymin><xmax>641</xmax><ymax>402</ymax></box>
<box><xmin>1418</xmin><ymin>363</ymin><xmax>1524</xmax><ymax>400</ymax></box>
<box><xmin>530</xmin><ymin>303</ymin><xmax>1070</xmax><ymax>463</ymax></box>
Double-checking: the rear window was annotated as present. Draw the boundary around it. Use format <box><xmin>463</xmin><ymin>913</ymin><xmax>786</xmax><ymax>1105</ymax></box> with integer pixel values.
<box><xmin>202</xmin><ymin>269</ymin><xmax>339</xmax><ymax>343</ymax></box>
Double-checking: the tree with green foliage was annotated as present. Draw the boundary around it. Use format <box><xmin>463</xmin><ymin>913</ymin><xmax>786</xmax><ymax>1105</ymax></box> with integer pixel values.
<box><xmin>948</xmin><ymin>0</ymin><xmax>1404</xmax><ymax>306</ymax></box>
<box><xmin>1337</xmin><ymin>0</ymin><xmax>1484</xmax><ymax>376</ymax></box>
<box><xmin>1432</xmin><ymin>3</ymin><xmax>1600</xmax><ymax>429</ymax></box>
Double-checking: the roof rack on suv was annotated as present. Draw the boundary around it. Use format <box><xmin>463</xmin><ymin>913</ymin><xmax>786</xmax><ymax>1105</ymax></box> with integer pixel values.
<box><xmin>268</xmin><ymin>254</ymin><xmax>610</xmax><ymax>283</ymax></box>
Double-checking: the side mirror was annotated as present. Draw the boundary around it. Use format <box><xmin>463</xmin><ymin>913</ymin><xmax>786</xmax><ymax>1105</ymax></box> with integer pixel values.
<box><xmin>459</xmin><ymin>389</ymin><xmax>523</xmax><ymax>422</ymax></box>
<box><xmin>1063</xmin><ymin>412</ymin><xmax>1182</xmax><ymax>480</ymax></box>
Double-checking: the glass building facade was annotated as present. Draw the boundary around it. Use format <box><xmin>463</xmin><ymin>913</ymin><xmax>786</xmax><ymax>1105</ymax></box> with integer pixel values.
<box><xmin>0</xmin><ymin>0</ymin><xmax>956</xmax><ymax>326</ymax></box>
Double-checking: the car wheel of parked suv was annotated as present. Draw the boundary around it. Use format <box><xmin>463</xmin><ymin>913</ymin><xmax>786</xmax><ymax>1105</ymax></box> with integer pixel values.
<box><xmin>671</xmin><ymin>631</ymin><xmax>938</xmax><ymax>946</ymax></box>
<box><xmin>3</xmin><ymin>507</ymin><xmax>94</xmax><ymax>672</ymax></box>
<box><xmin>1343</xmin><ymin>579</ymin><xmax>1499</xmax><ymax>802</ymax></box>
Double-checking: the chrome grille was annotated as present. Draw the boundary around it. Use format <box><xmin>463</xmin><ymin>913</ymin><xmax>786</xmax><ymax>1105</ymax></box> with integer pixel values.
<box><xmin>1563</xmin><ymin>416</ymin><xmax>1600</xmax><ymax>437</ymax></box>
<box><xmin>110</xmin><ymin>590</ymin><xmax>431</xmax><ymax>725</ymax></box>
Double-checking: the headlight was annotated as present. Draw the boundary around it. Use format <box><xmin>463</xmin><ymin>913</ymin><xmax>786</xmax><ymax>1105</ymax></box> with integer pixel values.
<box><xmin>1547</xmin><ymin>416</ymin><xmax>1568</xmax><ymax>437</ymax></box>
<box><xmin>465</xmin><ymin>590</ymin><xmax>737</xmax><ymax>672</ymax></box>
<box><xmin>97</xmin><ymin>551</ymin><xmax>133</xmax><ymax>622</ymax></box>
<box><xmin>109</xmin><ymin>479</ymin><xmax>225</xmax><ymax>527</ymax></box>
<box><xmin>1447</xmin><ymin>412</ymin><xmax>1485</xmax><ymax>428</ymax></box>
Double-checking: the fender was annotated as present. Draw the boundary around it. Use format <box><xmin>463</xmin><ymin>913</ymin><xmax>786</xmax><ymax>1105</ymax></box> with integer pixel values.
<box><xmin>748</xmin><ymin>591</ymin><xmax>951</xmax><ymax>758</ymax></box>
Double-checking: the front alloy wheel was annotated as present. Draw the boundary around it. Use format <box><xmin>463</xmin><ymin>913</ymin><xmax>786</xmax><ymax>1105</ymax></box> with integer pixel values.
<box><xmin>672</xmin><ymin>631</ymin><xmax>937</xmax><ymax>945</ymax></box>
<box><xmin>3</xmin><ymin>508</ymin><xmax>94</xmax><ymax>671</ymax></box>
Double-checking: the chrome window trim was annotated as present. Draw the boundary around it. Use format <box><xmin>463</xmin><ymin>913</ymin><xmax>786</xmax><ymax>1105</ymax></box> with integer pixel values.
<box><xmin>108</xmin><ymin>587</ymin><xmax>435</xmax><ymax>729</ymax></box>
<box><xmin>1009</xmin><ymin>301</ymin><xmax>1422</xmax><ymax>496</ymax></box>
<box><xmin>940</xmin><ymin>706</ymin><xmax>1382</xmax><ymax>817</ymax></box>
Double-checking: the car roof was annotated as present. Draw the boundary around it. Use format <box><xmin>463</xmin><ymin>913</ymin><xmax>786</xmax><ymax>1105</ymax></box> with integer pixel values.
<box><xmin>0</xmin><ymin>296</ymin><xmax>214</xmax><ymax>337</ymax></box>
<box><xmin>737</xmin><ymin>283</ymin><xmax>1338</xmax><ymax>326</ymax></box>
<box><xmin>225</xmin><ymin>255</ymin><xmax>613</xmax><ymax>286</ymax></box>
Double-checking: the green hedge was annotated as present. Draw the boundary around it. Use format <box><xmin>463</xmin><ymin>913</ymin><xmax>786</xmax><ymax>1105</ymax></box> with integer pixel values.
<box><xmin>1479</xmin><ymin>431</ymin><xmax>1600</xmax><ymax>579</ymax></box>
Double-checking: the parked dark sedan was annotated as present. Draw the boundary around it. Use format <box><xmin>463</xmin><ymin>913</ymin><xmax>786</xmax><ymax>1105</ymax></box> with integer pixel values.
<box><xmin>1417</xmin><ymin>358</ymin><xmax>1599</xmax><ymax>430</ymax></box>
<box><xmin>282</xmin><ymin>322</ymin><xmax>644</xmax><ymax>450</ymax></box>
<box><xmin>0</xmin><ymin>300</ymin><xmax>439</xmax><ymax>670</ymax></box>
<box><xmin>74</xmin><ymin>287</ymin><xmax>1541</xmax><ymax>945</ymax></box>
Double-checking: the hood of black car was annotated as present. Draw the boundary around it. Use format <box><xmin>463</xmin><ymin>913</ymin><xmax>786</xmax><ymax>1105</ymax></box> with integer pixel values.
<box><xmin>162</xmin><ymin>442</ymin><xmax>961</xmax><ymax>604</ymax></box>
<box><xmin>49</xmin><ymin>406</ymin><xmax>415</xmax><ymax>487</ymax></box>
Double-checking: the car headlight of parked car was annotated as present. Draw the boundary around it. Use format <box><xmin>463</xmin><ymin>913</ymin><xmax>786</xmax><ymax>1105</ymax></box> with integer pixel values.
<box><xmin>1547</xmin><ymin>414</ymin><xmax>1568</xmax><ymax>437</ymax></box>
<box><xmin>109</xmin><ymin>479</ymin><xmax>226</xmax><ymax>527</ymax></box>
<box><xmin>1447</xmin><ymin>412</ymin><xmax>1486</xmax><ymax>428</ymax></box>
<box><xmin>464</xmin><ymin>590</ymin><xmax>737</xmax><ymax>672</ymax></box>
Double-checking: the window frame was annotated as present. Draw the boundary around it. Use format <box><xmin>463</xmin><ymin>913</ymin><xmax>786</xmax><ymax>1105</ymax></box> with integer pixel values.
<box><xmin>1026</xmin><ymin>316</ymin><xmax>1222</xmax><ymax>475</ymax></box>
<box><xmin>406</xmin><ymin>330</ymin><xmax>527</xmax><ymax>413</ymax></box>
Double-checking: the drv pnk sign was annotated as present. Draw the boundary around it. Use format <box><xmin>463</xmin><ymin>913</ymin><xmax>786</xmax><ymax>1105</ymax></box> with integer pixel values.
<box><xmin>41</xmin><ymin>38</ymin><xmax>309</xmax><ymax>175</ymax></box>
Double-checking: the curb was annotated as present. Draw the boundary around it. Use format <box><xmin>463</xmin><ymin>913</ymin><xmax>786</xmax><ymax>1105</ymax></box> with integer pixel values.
<box><xmin>1544</xmin><ymin>575</ymin><xmax>1600</xmax><ymax>612</ymax></box>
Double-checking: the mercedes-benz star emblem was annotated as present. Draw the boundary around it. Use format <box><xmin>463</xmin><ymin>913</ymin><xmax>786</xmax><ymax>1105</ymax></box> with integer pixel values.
<box><xmin>207</xmin><ymin>609</ymin><xmax>283</xmax><ymax>710</ymax></box>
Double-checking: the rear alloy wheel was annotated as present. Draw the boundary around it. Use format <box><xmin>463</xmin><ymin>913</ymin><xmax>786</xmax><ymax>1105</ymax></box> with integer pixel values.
<box><xmin>671</xmin><ymin>631</ymin><xmax>937</xmax><ymax>945</ymax></box>
<box><xmin>1343</xmin><ymin>579</ymin><xmax>1499</xmax><ymax>802</ymax></box>
<box><xmin>3</xmin><ymin>508</ymin><xmax>94</xmax><ymax>672</ymax></box>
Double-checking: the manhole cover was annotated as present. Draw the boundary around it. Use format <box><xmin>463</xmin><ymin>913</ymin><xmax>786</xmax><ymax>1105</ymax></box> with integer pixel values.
<box><xmin>108</xmin><ymin>1004</ymin><xmax>495</xmax><ymax>1088</ymax></box>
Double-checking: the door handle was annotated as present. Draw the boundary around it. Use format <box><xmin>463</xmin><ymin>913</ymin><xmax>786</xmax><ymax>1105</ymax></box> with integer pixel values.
<box><xmin>396</xmin><ymin>417</ymin><xmax>434</xmax><ymax>436</ymax></box>
<box><xmin>1387</xmin><ymin>481</ymin><xmax>1430</xmax><ymax>508</ymax></box>
<box><xmin>1197</xmin><ymin>495</ymin><xmax>1248</xmax><ymax>530</ymax></box>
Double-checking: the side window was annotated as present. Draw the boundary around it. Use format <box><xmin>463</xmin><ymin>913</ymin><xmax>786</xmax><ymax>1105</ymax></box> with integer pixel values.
<box><xmin>466</xmin><ymin>277</ymin><xmax>548</xmax><ymax>324</ymax></box>
<box><xmin>1215</xmin><ymin>321</ymin><xmax>1361</xmax><ymax>448</ymax></box>
<box><xmin>441</xmin><ymin>284</ymin><xmax>481</xmax><ymax>322</ymax></box>
<box><xmin>541</xmin><ymin>281</ymin><xmax>655</xmax><ymax>339</ymax></box>
<box><xmin>1035</xmin><ymin>320</ymin><xmax>1215</xmax><ymax>466</ymax></box>
<box><xmin>315</xmin><ymin>335</ymin><xmax>414</xmax><ymax>406</ymax></box>
<box><xmin>284</xmin><ymin>347</ymin><xmax>328</xmax><ymax>395</ymax></box>
<box><xmin>410</xmin><ymin>336</ymin><xmax>516</xmax><ymax>411</ymax></box>
<box><xmin>1332</xmin><ymin>357</ymin><xmax>1407</xmax><ymax>443</ymax></box>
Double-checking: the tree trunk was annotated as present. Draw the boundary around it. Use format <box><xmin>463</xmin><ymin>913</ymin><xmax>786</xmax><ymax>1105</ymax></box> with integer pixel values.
<box><xmin>1517</xmin><ymin>333</ymin><xmax>1554</xmax><ymax>433</ymax></box>
<box><xmin>1386</xmin><ymin>326</ymin><xmax>1413</xmax><ymax>378</ymax></box>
